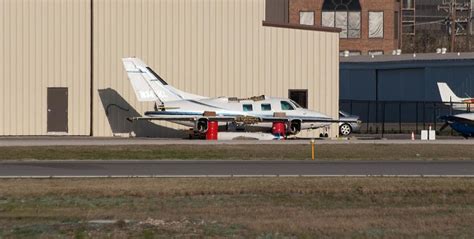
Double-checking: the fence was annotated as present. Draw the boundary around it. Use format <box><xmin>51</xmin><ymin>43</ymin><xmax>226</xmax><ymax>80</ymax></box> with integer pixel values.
<box><xmin>339</xmin><ymin>100</ymin><xmax>472</xmax><ymax>135</ymax></box>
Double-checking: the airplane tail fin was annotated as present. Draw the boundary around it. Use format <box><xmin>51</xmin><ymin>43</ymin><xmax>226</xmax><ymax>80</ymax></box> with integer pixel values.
<box><xmin>122</xmin><ymin>58</ymin><xmax>205</xmax><ymax>102</ymax></box>
<box><xmin>437</xmin><ymin>82</ymin><xmax>462</xmax><ymax>103</ymax></box>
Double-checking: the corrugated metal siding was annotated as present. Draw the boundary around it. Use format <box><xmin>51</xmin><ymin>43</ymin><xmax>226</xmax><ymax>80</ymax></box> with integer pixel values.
<box><xmin>0</xmin><ymin>0</ymin><xmax>338</xmax><ymax>137</ymax></box>
<box><xmin>0</xmin><ymin>0</ymin><xmax>91</xmax><ymax>135</ymax></box>
<box><xmin>93</xmin><ymin>0</ymin><xmax>339</xmax><ymax>137</ymax></box>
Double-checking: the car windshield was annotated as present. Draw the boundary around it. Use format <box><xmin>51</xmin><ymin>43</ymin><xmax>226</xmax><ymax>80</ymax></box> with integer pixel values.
<box><xmin>339</xmin><ymin>110</ymin><xmax>349</xmax><ymax>117</ymax></box>
<box><xmin>289</xmin><ymin>100</ymin><xmax>302</xmax><ymax>108</ymax></box>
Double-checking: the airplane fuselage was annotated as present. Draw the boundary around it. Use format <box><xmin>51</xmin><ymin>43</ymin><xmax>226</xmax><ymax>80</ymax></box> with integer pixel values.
<box><xmin>147</xmin><ymin>96</ymin><xmax>333</xmax><ymax>133</ymax></box>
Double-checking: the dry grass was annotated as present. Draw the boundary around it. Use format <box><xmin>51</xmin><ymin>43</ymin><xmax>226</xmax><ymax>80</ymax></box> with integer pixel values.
<box><xmin>0</xmin><ymin>178</ymin><xmax>473</xmax><ymax>238</ymax></box>
<box><xmin>1</xmin><ymin>144</ymin><xmax>474</xmax><ymax>160</ymax></box>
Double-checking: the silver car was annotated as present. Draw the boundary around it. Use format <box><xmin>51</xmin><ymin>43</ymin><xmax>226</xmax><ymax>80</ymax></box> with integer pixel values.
<box><xmin>339</xmin><ymin>110</ymin><xmax>362</xmax><ymax>136</ymax></box>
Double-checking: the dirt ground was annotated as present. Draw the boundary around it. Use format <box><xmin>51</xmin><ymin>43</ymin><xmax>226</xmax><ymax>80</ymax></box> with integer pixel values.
<box><xmin>1</xmin><ymin>144</ymin><xmax>474</xmax><ymax>160</ymax></box>
<box><xmin>0</xmin><ymin>177</ymin><xmax>473</xmax><ymax>238</ymax></box>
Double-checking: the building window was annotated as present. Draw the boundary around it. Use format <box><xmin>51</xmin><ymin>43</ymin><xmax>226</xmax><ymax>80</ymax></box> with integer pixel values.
<box><xmin>288</xmin><ymin>89</ymin><xmax>308</xmax><ymax>109</ymax></box>
<box><xmin>348</xmin><ymin>12</ymin><xmax>361</xmax><ymax>38</ymax></box>
<box><xmin>243</xmin><ymin>104</ymin><xmax>253</xmax><ymax>112</ymax></box>
<box><xmin>321</xmin><ymin>0</ymin><xmax>361</xmax><ymax>38</ymax></box>
<box><xmin>265</xmin><ymin>0</ymin><xmax>289</xmax><ymax>24</ymax></box>
<box><xmin>261</xmin><ymin>103</ymin><xmax>272</xmax><ymax>111</ymax></box>
<box><xmin>402</xmin><ymin>0</ymin><xmax>414</xmax><ymax>9</ymax></box>
<box><xmin>299</xmin><ymin>11</ymin><xmax>314</xmax><ymax>25</ymax></box>
<box><xmin>368</xmin><ymin>50</ymin><xmax>384</xmax><ymax>56</ymax></box>
<box><xmin>369</xmin><ymin>11</ymin><xmax>384</xmax><ymax>38</ymax></box>
<box><xmin>394</xmin><ymin>11</ymin><xmax>399</xmax><ymax>40</ymax></box>
<box><xmin>321</xmin><ymin>12</ymin><xmax>335</xmax><ymax>27</ymax></box>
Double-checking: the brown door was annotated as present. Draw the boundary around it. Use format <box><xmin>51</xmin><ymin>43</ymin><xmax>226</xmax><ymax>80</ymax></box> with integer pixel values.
<box><xmin>47</xmin><ymin>88</ymin><xmax>68</xmax><ymax>132</ymax></box>
<box><xmin>288</xmin><ymin>89</ymin><xmax>308</xmax><ymax>109</ymax></box>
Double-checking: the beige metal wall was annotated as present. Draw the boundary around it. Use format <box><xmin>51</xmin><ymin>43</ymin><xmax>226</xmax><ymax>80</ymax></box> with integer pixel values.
<box><xmin>0</xmin><ymin>0</ymin><xmax>91</xmax><ymax>135</ymax></box>
<box><xmin>93</xmin><ymin>0</ymin><xmax>340</xmax><ymax>137</ymax></box>
<box><xmin>0</xmin><ymin>0</ymin><xmax>338</xmax><ymax>137</ymax></box>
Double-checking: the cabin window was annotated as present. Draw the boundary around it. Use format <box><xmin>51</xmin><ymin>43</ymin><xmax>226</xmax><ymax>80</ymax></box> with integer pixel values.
<box><xmin>280</xmin><ymin>101</ymin><xmax>295</xmax><ymax>110</ymax></box>
<box><xmin>261</xmin><ymin>103</ymin><xmax>272</xmax><ymax>111</ymax></box>
<box><xmin>243</xmin><ymin>104</ymin><xmax>253</xmax><ymax>112</ymax></box>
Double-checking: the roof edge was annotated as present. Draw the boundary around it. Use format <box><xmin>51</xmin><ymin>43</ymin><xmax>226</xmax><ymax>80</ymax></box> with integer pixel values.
<box><xmin>262</xmin><ymin>21</ymin><xmax>342</xmax><ymax>33</ymax></box>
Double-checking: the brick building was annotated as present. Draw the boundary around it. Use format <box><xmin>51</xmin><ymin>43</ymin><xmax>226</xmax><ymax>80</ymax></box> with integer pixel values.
<box><xmin>288</xmin><ymin>0</ymin><xmax>401</xmax><ymax>55</ymax></box>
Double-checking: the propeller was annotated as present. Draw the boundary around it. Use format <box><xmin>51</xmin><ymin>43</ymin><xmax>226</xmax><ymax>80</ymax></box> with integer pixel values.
<box><xmin>437</xmin><ymin>115</ymin><xmax>453</xmax><ymax>133</ymax></box>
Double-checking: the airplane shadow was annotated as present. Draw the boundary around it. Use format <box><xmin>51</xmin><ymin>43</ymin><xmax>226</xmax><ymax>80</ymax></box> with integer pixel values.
<box><xmin>98</xmin><ymin>88</ymin><xmax>188</xmax><ymax>138</ymax></box>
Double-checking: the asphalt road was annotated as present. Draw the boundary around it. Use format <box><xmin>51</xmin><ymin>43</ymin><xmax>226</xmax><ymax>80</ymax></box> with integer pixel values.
<box><xmin>0</xmin><ymin>160</ymin><xmax>473</xmax><ymax>177</ymax></box>
<box><xmin>1</xmin><ymin>137</ymin><xmax>474</xmax><ymax>146</ymax></box>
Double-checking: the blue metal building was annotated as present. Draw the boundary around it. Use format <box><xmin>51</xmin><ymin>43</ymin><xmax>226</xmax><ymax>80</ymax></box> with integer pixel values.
<box><xmin>339</xmin><ymin>53</ymin><xmax>474</xmax><ymax>133</ymax></box>
<box><xmin>340</xmin><ymin>53</ymin><xmax>474</xmax><ymax>102</ymax></box>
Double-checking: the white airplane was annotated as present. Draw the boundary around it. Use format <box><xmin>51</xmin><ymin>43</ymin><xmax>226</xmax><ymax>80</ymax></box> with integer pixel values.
<box><xmin>122</xmin><ymin>57</ymin><xmax>349</xmax><ymax>137</ymax></box>
<box><xmin>437</xmin><ymin>82</ymin><xmax>474</xmax><ymax>111</ymax></box>
<box><xmin>437</xmin><ymin>82</ymin><xmax>474</xmax><ymax>138</ymax></box>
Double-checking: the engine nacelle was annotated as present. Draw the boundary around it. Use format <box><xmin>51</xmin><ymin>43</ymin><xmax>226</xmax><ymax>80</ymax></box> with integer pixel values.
<box><xmin>195</xmin><ymin>118</ymin><xmax>209</xmax><ymax>133</ymax></box>
<box><xmin>287</xmin><ymin>120</ymin><xmax>302</xmax><ymax>135</ymax></box>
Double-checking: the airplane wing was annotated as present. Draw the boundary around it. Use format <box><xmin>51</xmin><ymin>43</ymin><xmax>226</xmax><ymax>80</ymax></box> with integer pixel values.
<box><xmin>439</xmin><ymin>115</ymin><xmax>474</xmax><ymax>125</ymax></box>
<box><xmin>127</xmin><ymin>116</ymin><xmax>236</xmax><ymax>122</ymax></box>
<box><xmin>259</xmin><ymin>116</ymin><xmax>355</xmax><ymax>123</ymax></box>
<box><xmin>127</xmin><ymin>111</ymin><xmax>236</xmax><ymax>122</ymax></box>
<box><xmin>128</xmin><ymin>111</ymin><xmax>356</xmax><ymax>124</ymax></box>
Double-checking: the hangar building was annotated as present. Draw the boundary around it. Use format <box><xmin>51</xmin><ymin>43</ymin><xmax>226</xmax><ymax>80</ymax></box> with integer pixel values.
<box><xmin>340</xmin><ymin>52</ymin><xmax>474</xmax><ymax>134</ymax></box>
<box><xmin>0</xmin><ymin>0</ymin><xmax>341</xmax><ymax>138</ymax></box>
<box><xmin>340</xmin><ymin>53</ymin><xmax>474</xmax><ymax>102</ymax></box>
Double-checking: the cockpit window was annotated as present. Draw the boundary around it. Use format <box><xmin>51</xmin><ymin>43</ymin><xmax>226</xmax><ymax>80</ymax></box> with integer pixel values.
<box><xmin>280</xmin><ymin>101</ymin><xmax>295</xmax><ymax>110</ymax></box>
<box><xmin>290</xmin><ymin>100</ymin><xmax>302</xmax><ymax>108</ymax></box>
<box><xmin>243</xmin><ymin>104</ymin><xmax>253</xmax><ymax>112</ymax></box>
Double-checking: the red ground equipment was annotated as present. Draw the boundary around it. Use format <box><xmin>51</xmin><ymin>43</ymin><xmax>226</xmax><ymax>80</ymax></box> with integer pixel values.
<box><xmin>206</xmin><ymin>120</ymin><xmax>218</xmax><ymax>140</ymax></box>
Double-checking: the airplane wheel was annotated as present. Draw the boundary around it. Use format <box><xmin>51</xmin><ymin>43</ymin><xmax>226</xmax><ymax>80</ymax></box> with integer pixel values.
<box><xmin>339</xmin><ymin>124</ymin><xmax>352</xmax><ymax>136</ymax></box>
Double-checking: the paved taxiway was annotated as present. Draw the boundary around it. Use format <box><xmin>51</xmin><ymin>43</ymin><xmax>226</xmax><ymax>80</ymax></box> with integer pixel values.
<box><xmin>1</xmin><ymin>137</ymin><xmax>474</xmax><ymax>146</ymax></box>
<box><xmin>0</xmin><ymin>160</ymin><xmax>473</xmax><ymax>177</ymax></box>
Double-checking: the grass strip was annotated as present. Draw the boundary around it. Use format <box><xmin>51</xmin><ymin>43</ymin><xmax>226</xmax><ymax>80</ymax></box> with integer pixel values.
<box><xmin>0</xmin><ymin>177</ymin><xmax>473</xmax><ymax>238</ymax></box>
<box><xmin>0</xmin><ymin>144</ymin><xmax>474</xmax><ymax>160</ymax></box>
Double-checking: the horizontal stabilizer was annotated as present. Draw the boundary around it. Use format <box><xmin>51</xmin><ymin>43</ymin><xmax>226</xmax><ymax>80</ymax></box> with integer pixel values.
<box><xmin>127</xmin><ymin>114</ymin><xmax>236</xmax><ymax>122</ymax></box>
